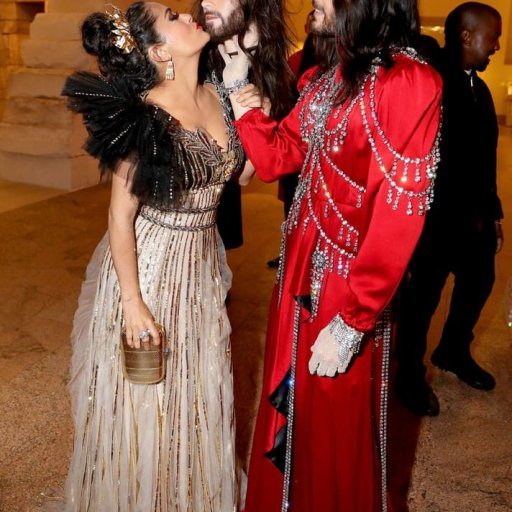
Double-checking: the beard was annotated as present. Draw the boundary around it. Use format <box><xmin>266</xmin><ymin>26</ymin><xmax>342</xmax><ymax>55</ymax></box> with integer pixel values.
<box><xmin>310</xmin><ymin>23</ymin><xmax>335</xmax><ymax>37</ymax></box>
<box><xmin>204</xmin><ymin>7</ymin><xmax>245</xmax><ymax>43</ymax></box>
<box><xmin>310</xmin><ymin>12</ymin><xmax>335</xmax><ymax>37</ymax></box>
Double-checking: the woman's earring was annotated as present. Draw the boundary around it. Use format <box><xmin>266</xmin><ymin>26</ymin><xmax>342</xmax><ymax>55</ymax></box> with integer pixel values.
<box><xmin>166</xmin><ymin>58</ymin><xmax>175</xmax><ymax>80</ymax></box>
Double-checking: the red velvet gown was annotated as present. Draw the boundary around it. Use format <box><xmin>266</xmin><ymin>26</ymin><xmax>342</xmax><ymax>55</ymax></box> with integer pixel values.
<box><xmin>234</xmin><ymin>51</ymin><xmax>442</xmax><ymax>511</ymax></box>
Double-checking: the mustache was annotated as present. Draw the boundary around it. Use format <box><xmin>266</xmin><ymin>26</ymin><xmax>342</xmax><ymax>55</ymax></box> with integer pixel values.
<box><xmin>203</xmin><ymin>9</ymin><xmax>222</xmax><ymax>18</ymax></box>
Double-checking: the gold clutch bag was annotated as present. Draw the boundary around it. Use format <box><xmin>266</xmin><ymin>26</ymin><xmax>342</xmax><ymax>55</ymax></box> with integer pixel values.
<box><xmin>121</xmin><ymin>323</ymin><xmax>168</xmax><ymax>384</ymax></box>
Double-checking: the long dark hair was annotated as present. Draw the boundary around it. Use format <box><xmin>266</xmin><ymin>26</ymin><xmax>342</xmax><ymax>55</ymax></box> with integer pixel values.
<box><xmin>298</xmin><ymin>34</ymin><xmax>339</xmax><ymax>78</ymax></box>
<box><xmin>333</xmin><ymin>0</ymin><xmax>420</xmax><ymax>99</ymax></box>
<box><xmin>73</xmin><ymin>2</ymin><xmax>193</xmax><ymax>207</ymax></box>
<box><xmin>81</xmin><ymin>2</ymin><xmax>162</xmax><ymax>95</ymax></box>
<box><xmin>193</xmin><ymin>0</ymin><xmax>296</xmax><ymax>119</ymax></box>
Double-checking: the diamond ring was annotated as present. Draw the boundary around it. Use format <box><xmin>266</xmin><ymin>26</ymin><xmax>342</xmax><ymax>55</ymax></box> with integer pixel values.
<box><xmin>138</xmin><ymin>329</ymin><xmax>151</xmax><ymax>341</ymax></box>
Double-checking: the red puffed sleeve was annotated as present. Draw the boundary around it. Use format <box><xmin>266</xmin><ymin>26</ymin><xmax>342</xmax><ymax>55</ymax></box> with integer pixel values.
<box><xmin>233</xmin><ymin>109</ymin><xmax>304</xmax><ymax>182</ymax></box>
<box><xmin>339</xmin><ymin>60</ymin><xmax>442</xmax><ymax>332</ymax></box>
<box><xmin>233</xmin><ymin>67</ymin><xmax>318</xmax><ymax>183</ymax></box>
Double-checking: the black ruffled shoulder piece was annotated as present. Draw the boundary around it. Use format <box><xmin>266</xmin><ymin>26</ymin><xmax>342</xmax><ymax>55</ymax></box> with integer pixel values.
<box><xmin>62</xmin><ymin>71</ymin><xmax>186</xmax><ymax>208</ymax></box>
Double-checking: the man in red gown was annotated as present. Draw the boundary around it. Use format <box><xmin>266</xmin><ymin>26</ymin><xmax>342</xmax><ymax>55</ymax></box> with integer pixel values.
<box><xmin>227</xmin><ymin>0</ymin><xmax>442</xmax><ymax>509</ymax></box>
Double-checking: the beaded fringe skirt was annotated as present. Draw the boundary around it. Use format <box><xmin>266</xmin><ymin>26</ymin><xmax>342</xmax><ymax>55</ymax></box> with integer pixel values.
<box><xmin>63</xmin><ymin>208</ymin><xmax>237</xmax><ymax>512</ymax></box>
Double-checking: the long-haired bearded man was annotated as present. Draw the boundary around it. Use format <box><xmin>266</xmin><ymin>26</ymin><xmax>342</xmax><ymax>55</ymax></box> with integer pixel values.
<box><xmin>192</xmin><ymin>0</ymin><xmax>296</xmax><ymax>250</ymax></box>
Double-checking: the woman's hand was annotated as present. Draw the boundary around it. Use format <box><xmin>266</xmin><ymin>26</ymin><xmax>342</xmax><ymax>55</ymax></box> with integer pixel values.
<box><xmin>235</xmin><ymin>84</ymin><xmax>271</xmax><ymax>115</ymax></box>
<box><xmin>122</xmin><ymin>296</ymin><xmax>161</xmax><ymax>349</ymax></box>
<box><xmin>218</xmin><ymin>23</ymin><xmax>258</xmax><ymax>86</ymax></box>
<box><xmin>218</xmin><ymin>39</ymin><xmax>250</xmax><ymax>87</ymax></box>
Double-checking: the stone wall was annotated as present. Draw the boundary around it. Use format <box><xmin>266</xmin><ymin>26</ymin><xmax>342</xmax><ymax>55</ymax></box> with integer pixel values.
<box><xmin>0</xmin><ymin>0</ymin><xmax>195</xmax><ymax>190</ymax></box>
<box><xmin>0</xmin><ymin>1</ymin><xmax>43</xmax><ymax>116</ymax></box>
<box><xmin>0</xmin><ymin>0</ymin><xmax>114</xmax><ymax>189</ymax></box>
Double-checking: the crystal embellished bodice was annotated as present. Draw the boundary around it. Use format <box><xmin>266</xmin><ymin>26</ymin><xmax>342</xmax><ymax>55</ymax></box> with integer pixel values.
<box><xmin>140</xmin><ymin>83</ymin><xmax>245</xmax><ymax>232</ymax></box>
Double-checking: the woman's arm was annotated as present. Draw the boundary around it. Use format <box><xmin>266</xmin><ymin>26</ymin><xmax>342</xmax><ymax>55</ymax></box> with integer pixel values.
<box><xmin>109</xmin><ymin>161</ymin><xmax>160</xmax><ymax>348</ymax></box>
<box><xmin>237</xmin><ymin>161</ymin><xmax>256</xmax><ymax>186</ymax></box>
<box><xmin>219</xmin><ymin>38</ymin><xmax>307</xmax><ymax>182</ymax></box>
<box><xmin>230</xmin><ymin>85</ymin><xmax>269</xmax><ymax>186</ymax></box>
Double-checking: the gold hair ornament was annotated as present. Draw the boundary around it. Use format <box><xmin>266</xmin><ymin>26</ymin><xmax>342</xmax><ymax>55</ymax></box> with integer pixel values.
<box><xmin>106</xmin><ymin>4</ymin><xmax>137</xmax><ymax>54</ymax></box>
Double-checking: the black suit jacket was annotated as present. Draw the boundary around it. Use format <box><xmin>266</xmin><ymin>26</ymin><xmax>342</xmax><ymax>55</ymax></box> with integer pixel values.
<box><xmin>428</xmin><ymin>51</ymin><xmax>503</xmax><ymax>230</ymax></box>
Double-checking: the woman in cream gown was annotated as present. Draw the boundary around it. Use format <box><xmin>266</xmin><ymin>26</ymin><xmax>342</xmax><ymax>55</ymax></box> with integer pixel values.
<box><xmin>60</xmin><ymin>2</ymin><xmax>252</xmax><ymax>510</ymax></box>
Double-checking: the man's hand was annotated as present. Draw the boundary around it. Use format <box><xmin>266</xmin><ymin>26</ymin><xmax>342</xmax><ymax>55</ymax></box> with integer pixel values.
<box><xmin>308</xmin><ymin>315</ymin><xmax>364</xmax><ymax>378</ymax></box>
<box><xmin>235</xmin><ymin>84</ymin><xmax>271</xmax><ymax>114</ymax></box>
<box><xmin>308</xmin><ymin>325</ymin><xmax>341</xmax><ymax>377</ymax></box>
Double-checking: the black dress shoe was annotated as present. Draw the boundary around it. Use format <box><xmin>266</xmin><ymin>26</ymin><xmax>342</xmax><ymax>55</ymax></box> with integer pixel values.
<box><xmin>267</xmin><ymin>256</ymin><xmax>280</xmax><ymax>269</ymax></box>
<box><xmin>395</xmin><ymin>378</ymin><xmax>440</xmax><ymax>417</ymax></box>
<box><xmin>431</xmin><ymin>351</ymin><xmax>496</xmax><ymax>391</ymax></box>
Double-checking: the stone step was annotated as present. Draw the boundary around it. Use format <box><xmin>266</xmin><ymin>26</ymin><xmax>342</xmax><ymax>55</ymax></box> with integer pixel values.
<box><xmin>0</xmin><ymin>3</ymin><xmax>38</xmax><ymax>21</ymax></box>
<box><xmin>0</xmin><ymin>152</ymin><xmax>99</xmax><ymax>190</ymax></box>
<box><xmin>0</xmin><ymin>119</ymin><xmax>87</xmax><ymax>158</ymax></box>
<box><xmin>7</xmin><ymin>68</ymin><xmax>76</xmax><ymax>99</ymax></box>
<box><xmin>30</xmin><ymin>13</ymin><xmax>85</xmax><ymax>41</ymax></box>
<box><xmin>2</xmin><ymin>97</ymin><xmax>71</xmax><ymax>127</ymax></box>
<box><xmin>21</xmin><ymin>40</ymin><xmax>89</xmax><ymax>69</ymax></box>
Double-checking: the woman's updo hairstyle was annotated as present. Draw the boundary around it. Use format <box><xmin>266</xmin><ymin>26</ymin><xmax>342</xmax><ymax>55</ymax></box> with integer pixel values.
<box><xmin>81</xmin><ymin>2</ymin><xmax>163</xmax><ymax>94</ymax></box>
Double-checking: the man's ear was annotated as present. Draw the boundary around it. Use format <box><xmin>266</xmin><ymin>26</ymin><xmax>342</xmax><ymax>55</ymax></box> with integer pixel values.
<box><xmin>461</xmin><ymin>29</ymin><xmax>472</xmax><ymax>48</ymax></box>
<box><xmin>148</xmin><ymin>44</ymin><xmax>172</xmax><ymax>63</ymax></box>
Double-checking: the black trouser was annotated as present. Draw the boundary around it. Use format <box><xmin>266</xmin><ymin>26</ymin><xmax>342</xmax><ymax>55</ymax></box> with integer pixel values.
<box><xmin>280</xmin><ymin>173</ymin><xmax>299</xmax><ymax>219</ymax></box>
<box><xmin>217</xmin><ymin>180</ymin><xmax>243</xmax><ymax>250</ymax></box>
<box><xmin>395</xmin><ymin>218</ymin><xmax>496</xmax><ymax>382</ymax></box>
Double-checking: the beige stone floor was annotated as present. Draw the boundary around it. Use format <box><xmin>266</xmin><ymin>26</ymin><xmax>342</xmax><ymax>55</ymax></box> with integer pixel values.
<box><xmin>0</xmin><ymin>129</ymin><xmax>511</xmax><ymax>511</ymax></box>
<box><xmin>0</xmin><ymin>179</ymin><xmax>65</xmax><ymax>214</ymax></box>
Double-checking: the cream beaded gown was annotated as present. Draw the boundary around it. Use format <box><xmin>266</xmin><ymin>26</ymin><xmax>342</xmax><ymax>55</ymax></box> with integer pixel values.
<box><xmin>64</xmin><ymin>89</ymin><xmax>244</xmax><ymax>511</ymax></box>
